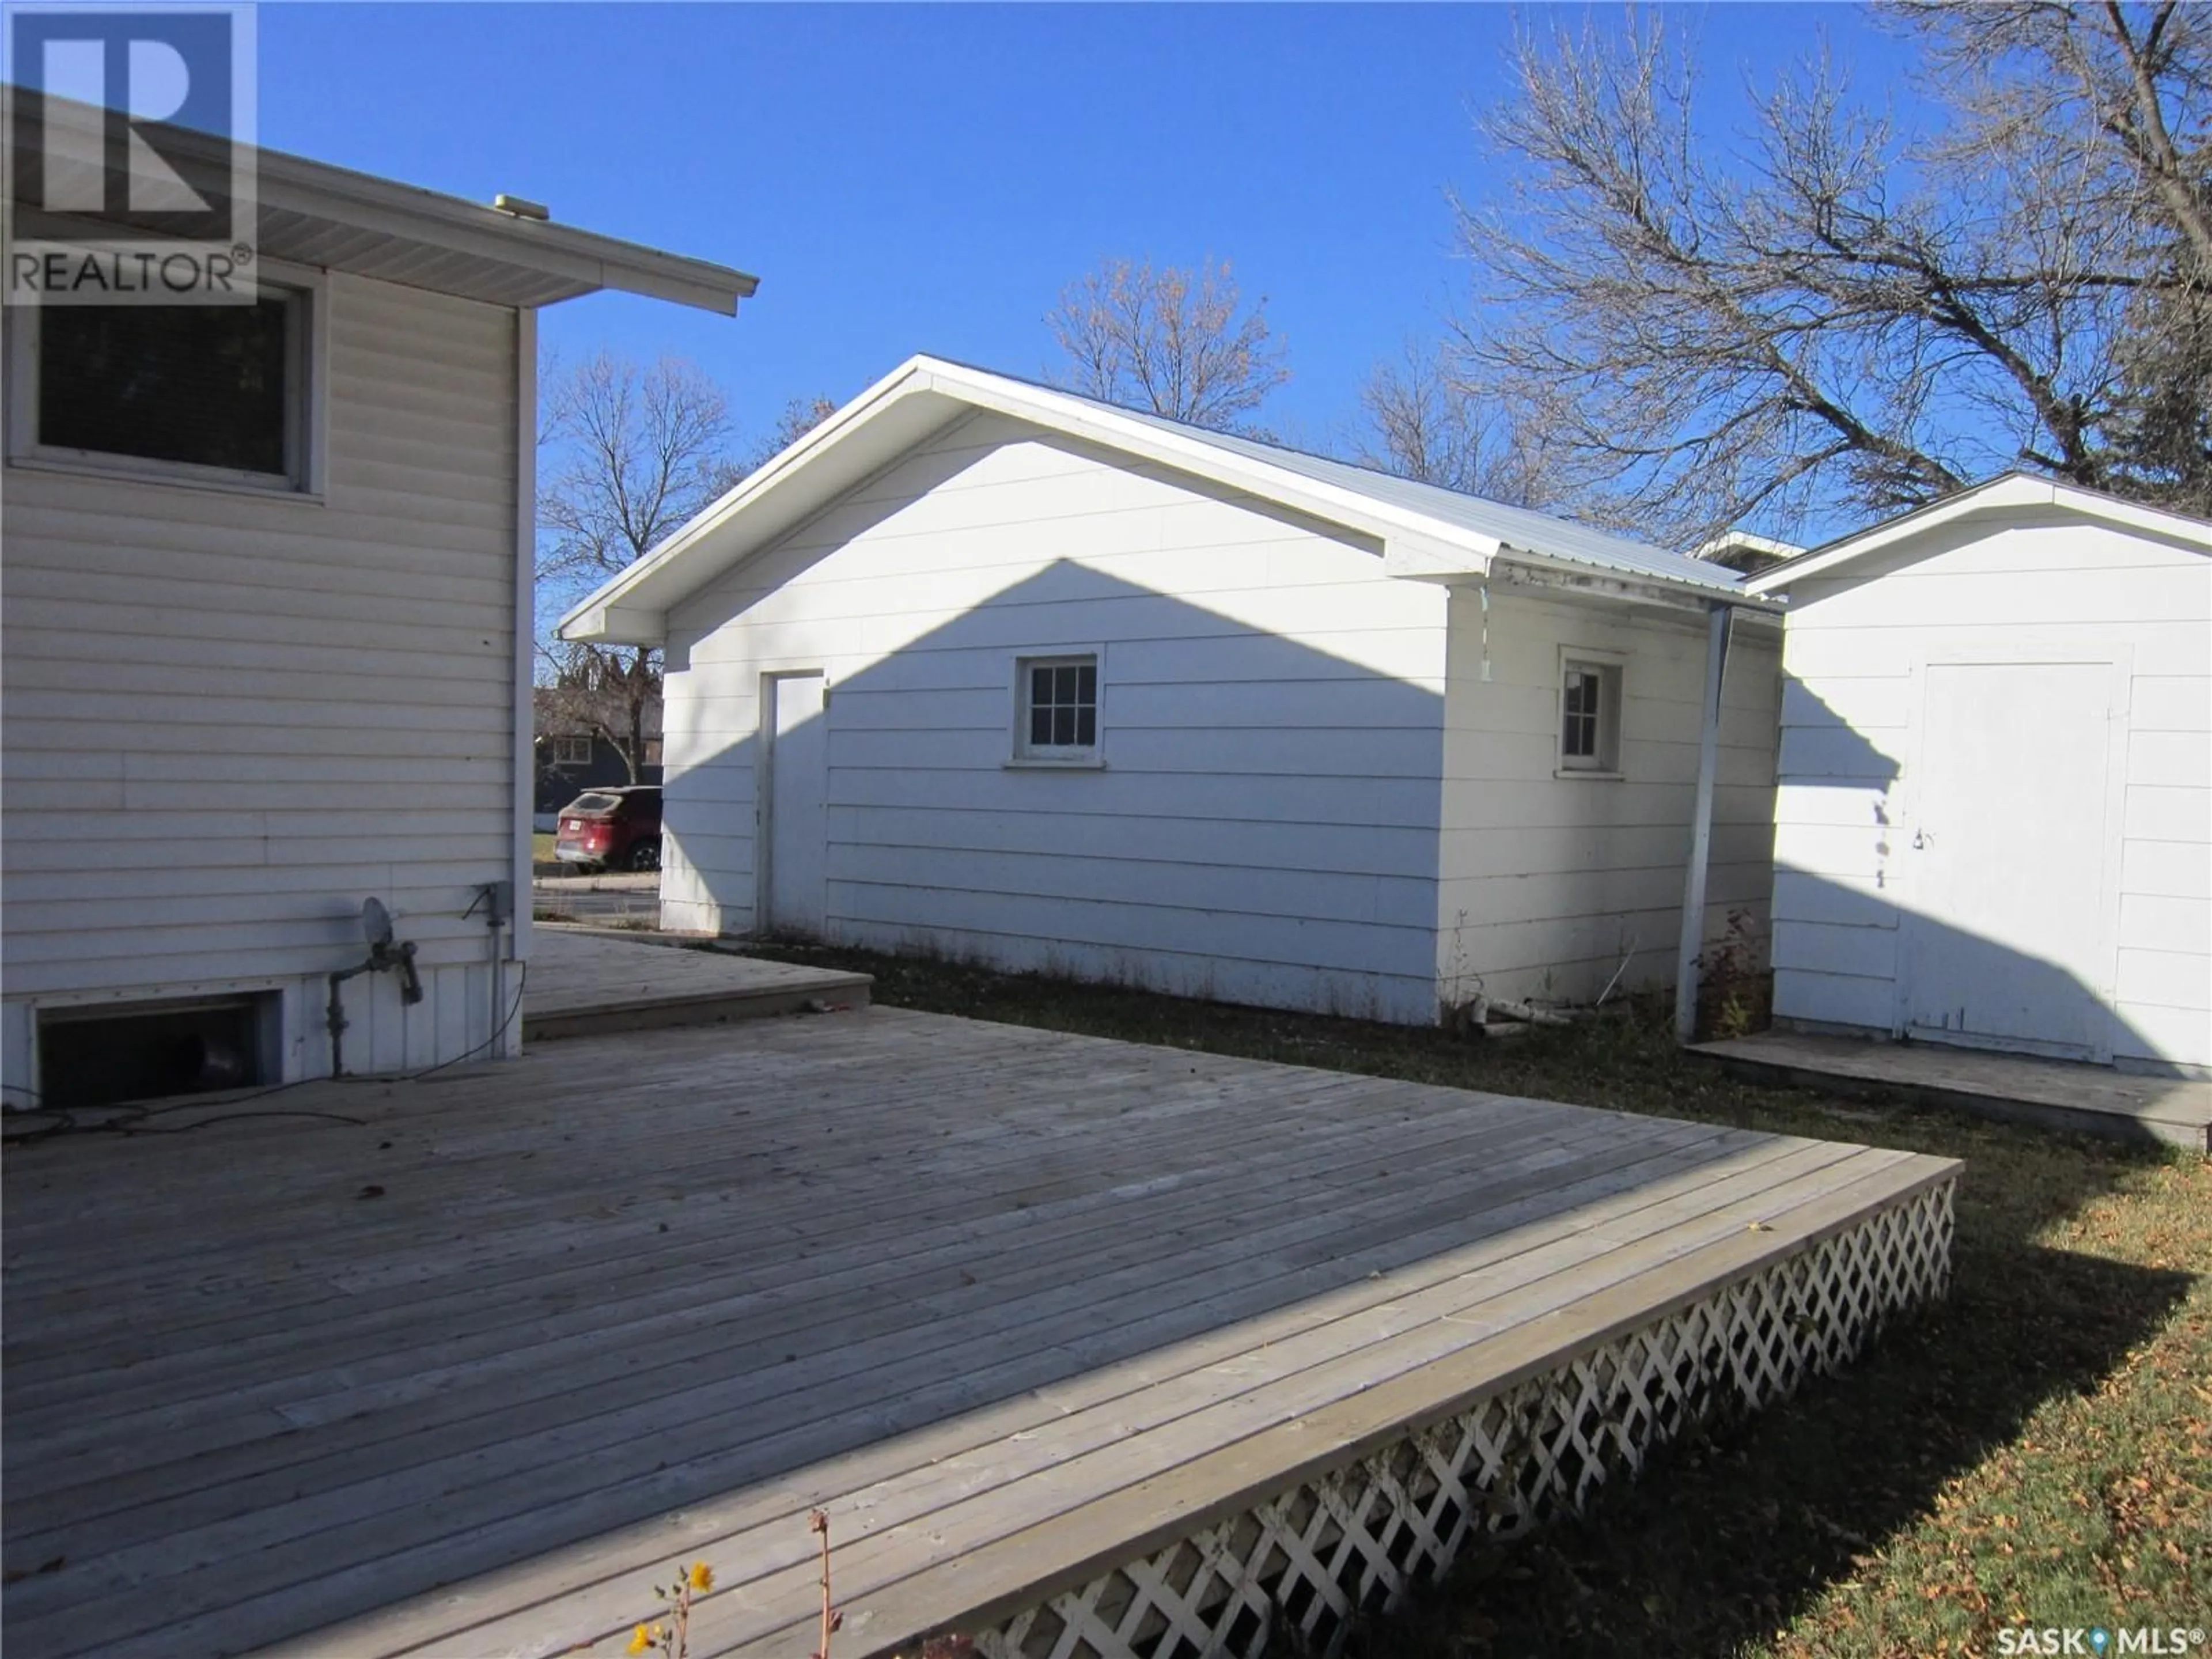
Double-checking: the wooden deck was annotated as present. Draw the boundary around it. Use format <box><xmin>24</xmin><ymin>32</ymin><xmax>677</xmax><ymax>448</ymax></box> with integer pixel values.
<box><xmin>2</xmin><ymin>1010</ymin><xmax>1957</xmax><ymax>1659</ymax></box>
<box><xmin>1694</xmin><ymin>1030</ymin><xmax>2212</xmax><ymax>1153</ymax></box>
<box><xmin>523</xmin><ymin>928</ymin><xmax>871</xmax><ymax>1038</ymax></box>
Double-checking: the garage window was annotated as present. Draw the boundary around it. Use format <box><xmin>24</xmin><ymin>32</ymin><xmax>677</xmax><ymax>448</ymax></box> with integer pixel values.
<box><xmin>1560</xmin><ymin>656</ymin><xmax>1623</xmax><ymax>774</ymax></box>
<box><xmin>1015</xmin><ymin>654</ymin><xmax>1100</xmax><ymax>762</ymax></box>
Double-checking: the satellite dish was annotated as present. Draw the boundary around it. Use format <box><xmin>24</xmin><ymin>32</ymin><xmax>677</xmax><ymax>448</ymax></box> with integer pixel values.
<box><xmin>361</xmin><ymin>896</ymin><xmax>395</xmax><ymax>948</ymax></box>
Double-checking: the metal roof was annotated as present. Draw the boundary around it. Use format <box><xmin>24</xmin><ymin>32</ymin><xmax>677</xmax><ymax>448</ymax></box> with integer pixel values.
<box><xmin>1088</xmin><ymin>391</ymin><xmax>1753</xmax><ymax>599</ymax></box>
<box><xmin>562</xmin><ymin>355</ymin><xmax>1763</xmax><ymax>646</ymax></box>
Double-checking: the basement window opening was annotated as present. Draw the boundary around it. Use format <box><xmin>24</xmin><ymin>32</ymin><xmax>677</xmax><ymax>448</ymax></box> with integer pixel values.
<box><xmin>36</xmin><ymin>994</ymin><xmax>277</xmax><ymax>1111</ymax></box>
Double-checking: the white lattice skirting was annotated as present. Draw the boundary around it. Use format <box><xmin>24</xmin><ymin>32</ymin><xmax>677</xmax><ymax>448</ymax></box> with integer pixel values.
<box><xmin>978</xmin><ymin>1177</ymin><xmax>1956</xmax><ymax>1659</ymax></box>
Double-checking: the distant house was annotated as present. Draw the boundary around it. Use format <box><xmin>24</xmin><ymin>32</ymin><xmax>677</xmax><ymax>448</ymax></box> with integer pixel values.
<box><xmin>1696</xmin><ymin>531</ymin><xmax>1805</xmax><ymax>577</ymax></box>
<box><xmin>1747</xmin><ymin>475</ymin><xmax>2211</xmax><ymax>1074</ymax></box>
<box><xmin>532</xmin><ymin>688</ymin><xmax>663</xmax><ymax>821</ymax></box>
<box><xmin>561</xmin><ymin>356</ymin><xmax>1785</xmax><ymax>1024</ymax></box>
<box><xmin>1</xmin><ymin>120</ymin><xmax>752</xmax><ymax>1105</ymax></box>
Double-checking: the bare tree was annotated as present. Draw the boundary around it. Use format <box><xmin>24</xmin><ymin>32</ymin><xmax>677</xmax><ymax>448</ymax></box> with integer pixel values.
<box><xmin>1048</xmin><ymin>257</ymin><xmax>1289</xmax><ymax>431</ymax></box>
<box><xmin>537</xmin><ymin>353</ymin><xmax>735</xmax><ymax>781</ymax></box>
<box><xmin>1894</xmin><ymin>0</ymin><xmax>2211</xmax><ymax>509</ymax></box>
<box><xmin>1354</xmin><ymin>341</ymin><xmax>1578</xmax><ymax>508</ymax></box>
<box><xmin>1899</xmin><ymin>1</ymin><xmax>2210</xmax><ymax>263</ymax></box>
<box><xmin>1452</xmin><ymin>5</ymin><xmax>2209</xmax><ymax>545</ymax></box>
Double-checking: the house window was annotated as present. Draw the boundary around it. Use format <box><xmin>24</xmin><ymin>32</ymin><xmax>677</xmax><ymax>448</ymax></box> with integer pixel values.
<box><xmin>1560</xmin><ymin>658</ymin><xmax>1622</xmax><ymax>773</ymax></box>
<box><xmin>1016</xmin><ymin>654</ymin><xmax>1099</xmax><ymax>760</ymax></box>
<box><xmin>548</xmin><ymin>735</ymin><xmax>594</xmax><ymax>767</ymax></box>
<box><xmin>8</xmin><ymin>284</ymin><xmax>314</xmax><ymax>490</ymax></box>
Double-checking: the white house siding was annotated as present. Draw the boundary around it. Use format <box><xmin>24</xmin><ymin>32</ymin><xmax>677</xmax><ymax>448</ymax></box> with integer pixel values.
<box><xmin>1</xmin><ymin>272</ymin><xmax>524</xmax><ymax>1090</ymax></box>
<box><xmin>660</xmin><ymin>411</ymin><xmax>1452</xmax><ymax>1023</ymax></box>
<box><xmin>1436</xmin><ymin>589</ymin><xmax>1782</xmax><ymax>1007</ymax></box>
<box><xmin>1770</xmin><ymin>511</ymin><xmax>2211</xmax><ymax>1070</ymax></box>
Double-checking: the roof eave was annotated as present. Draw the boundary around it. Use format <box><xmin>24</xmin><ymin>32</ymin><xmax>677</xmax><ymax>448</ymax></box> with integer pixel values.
<box><xmin>1494</xmin><ymin>548</ymin><xmax>1777</xmax><ymax>613</ymax></box>
<box><xmin>561</xmin><ymin>354</ymin><xmax>1768</xmax><ymax>642</ymax></box>
<box><xmin>6</xmin><ymin>90</ymin><xmax>757</xmax><ymax>315</ymax></box>
<box><xmin>558</xmin><ymin>360</ymin><xmax>954</xmax><ymax>645</ymax></box>
<box><xmin>559</xmin><ymin>356</ymin><xmax>1513</xmax><ymax>645</ymax></box>
<box><xmin>254</xmin><ymin>146</ymin><xmax>760</xmax><ymax>315</ymax></box>
<box><xmin>1746</xmin><ymin>473</ymin><xmax>2212</xmax><ymax>596</ymax></box>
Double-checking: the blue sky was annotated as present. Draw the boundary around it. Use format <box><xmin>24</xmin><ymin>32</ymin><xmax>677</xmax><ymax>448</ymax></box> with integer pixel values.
<box><xmin>257</xmin><ymin>3</ymin><xmax>1918</xmax><ymax>461</ymax></box>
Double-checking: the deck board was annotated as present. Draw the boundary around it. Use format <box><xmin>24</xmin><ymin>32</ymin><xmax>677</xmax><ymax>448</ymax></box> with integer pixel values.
<box><xmin>1</xmin><ymin>1007</ymin><xmax>1955</xmax><ymax>1659</ymax></box>
<box><xmin>1694</xmin><ymin>1029</ymin><xmax>2212</xmax><ymax>1151</ymax></box>
<box><xmin>521</xmin><ymin>928</ymin><xmax>872</xmax><ymax>1037</ymax></box>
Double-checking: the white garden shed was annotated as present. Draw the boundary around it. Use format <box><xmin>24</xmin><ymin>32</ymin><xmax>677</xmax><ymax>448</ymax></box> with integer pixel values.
<box><xmin>1748</xmin><ymin>475</ymin><xmax>2212</xmax><ymax>1074</ymax></box>
<box><xmin>562</xmin><ymin>356</ymin><xmax>1784</xmax><ymax>1025</ymax></box>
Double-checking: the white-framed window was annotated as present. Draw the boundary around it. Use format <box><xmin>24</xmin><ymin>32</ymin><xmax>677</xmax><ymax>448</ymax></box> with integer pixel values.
<box><xmin>1559</xmin><ymin>652</ymin><xmax>1624</xmax><ymax>775</ymax></box>
<box><xmin>547</xmin><ymin>734</ymin><xmax>594</xmax><ymax>767</ymax></box>
<box><xmin>1013</xmin><ymin>652</ymin><xmax>1101</xmax><ymax>763</ymax></box>
<box><xmin>5</xmin><ymin>268</ymin><xmax>323</xmax><ymax>495</ymax></box>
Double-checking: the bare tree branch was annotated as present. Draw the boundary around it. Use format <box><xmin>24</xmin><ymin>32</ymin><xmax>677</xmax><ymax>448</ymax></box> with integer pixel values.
<box><xmin>536</xmin><ymin>354</ymin><xmax>734</xmax><ymax>782</ymax></box>
<box><xmin>739</xmin><ymin>394</ymin><xmax>840</xmax><ymax>478</ymax></box>
<box><xmin>1047</xmin><ymin>257</ymin><xmax>1289</xmax><ymax>431</ymax></box>
<box><xmin>1451</xmin><ymin>5</ymin><xmax>2209</xmax><ymax>543</ymax></box>
<box><xmin>1354</xmin><ymin>340</ymin><xmax>1584</xmax><ymax>509</ymax></box>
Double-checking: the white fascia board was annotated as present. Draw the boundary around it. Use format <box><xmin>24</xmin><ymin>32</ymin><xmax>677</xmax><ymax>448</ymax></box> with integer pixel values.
<box><xmin>257</xmin><ymin>153</ymin><xmax>759</xmax><ymax>314</ymax></box>
<box><xmin>1382</xmin><ymin>530</ymin><xmax>1495</xmax><ymax>579</ymax></box>
<box><xmin>1746</xmin><ymin>474</ymin><xmax>2212</xmax><ymax>594</ymax></box>
<box><xmin>559</xmin><ymin>355</ymin><xmax>1508</xmax><ymax>640</ymax></box>
<box><xmin>559</xmin><ymin>604</ymin><xmax>665</xmax><ymax>646</ymax></box>
<box><xmin>555</xmin><ymin>361</ymin><xmax>944</xmax><ymax>641</ymax></box>
<box><xmin>22</xmin><ymin>97</ymin><xmax>758</xmax><ymax>315</ymax></box>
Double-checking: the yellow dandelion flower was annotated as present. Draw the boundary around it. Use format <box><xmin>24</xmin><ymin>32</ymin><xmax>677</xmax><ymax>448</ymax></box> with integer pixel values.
<box><xmin>627</xmin><ymin>1623</ymin><xmax>654</xmax><ymax>1654</ymax></box>
<box><xmin>688</xmin><ymin>1561</ymin><xmax>715</xmax><ymax>1592</ymax></box>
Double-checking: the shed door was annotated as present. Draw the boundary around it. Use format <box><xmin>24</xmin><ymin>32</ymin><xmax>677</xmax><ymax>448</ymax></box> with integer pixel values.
<box><xmin>763</xmin><ymin>672</ymin><xmax>828</xmax><ymax>937</ymax></box>
<box><xmin>1899</xmin><ymin>660</ymin><xmax>2118</xmax><ymax>1059</ymax></box>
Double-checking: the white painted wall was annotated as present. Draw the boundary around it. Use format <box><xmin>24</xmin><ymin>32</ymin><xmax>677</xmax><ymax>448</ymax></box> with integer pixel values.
<box><xmin>1437</xmin><ymin>588</ymin><xmax>1782</xmax><ymax>1007</ymax></box>
<box><xmin>661</xmin><ymin>411</ymin><xmax>1450</xmax><ymax>1022</ymax></box>
<box><xmin>1770</xmin><ymin>509</ymin><xmax>2211</xmax><ymax>1071</ymax></box>
<box><xmin>1</xmin><ymin>272</ymin><xmax>525</xmax><ymax>1094</ymax></box>
<box><xmin>661</xmin><ymin>410</ymin><xmax>1779</xmax><ymax>1024</ymax></box>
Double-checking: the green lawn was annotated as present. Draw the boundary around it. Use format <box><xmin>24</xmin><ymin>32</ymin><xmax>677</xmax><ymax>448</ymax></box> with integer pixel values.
<box><xmin>531</xmin><ymin>831</ymin><xmax>557</xmax><ymax>863</ymax></box>
<box><xmin>735</xmin><ymin>940</ymin><xmax>2210</xmax><ymax>1659</ymax></box>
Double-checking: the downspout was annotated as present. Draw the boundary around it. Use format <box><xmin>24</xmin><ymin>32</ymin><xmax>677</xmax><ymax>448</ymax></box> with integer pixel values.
<box><xmin>1674</xmin><ymin>600</ymin><xmax>1736</xmax><ymax>1044</ymax></box>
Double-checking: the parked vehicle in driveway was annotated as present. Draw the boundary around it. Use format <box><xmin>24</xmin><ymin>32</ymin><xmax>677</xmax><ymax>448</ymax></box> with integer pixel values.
<box><xmin>552</xmin><ymin>786</ymin><xmax>663</xmax><ymax>871</ymax></box>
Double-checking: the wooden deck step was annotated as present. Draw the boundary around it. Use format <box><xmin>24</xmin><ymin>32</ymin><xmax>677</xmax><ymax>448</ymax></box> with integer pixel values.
<box><xmin>1694</xmin><ymin>1031</ymin><xmax>2212</xmax><ymax>1153</ymax></box>
<box><xmin>522</xmin><ymin>929</ymin><xmax>871</xmax><ymax>1040</ymax></box>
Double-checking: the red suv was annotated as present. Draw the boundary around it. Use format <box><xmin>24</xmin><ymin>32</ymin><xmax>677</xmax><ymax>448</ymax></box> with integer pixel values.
<box><xmin>553</xmin><ymin>786</ymin><xmax>664</xmax><ymax>872</ymax></box>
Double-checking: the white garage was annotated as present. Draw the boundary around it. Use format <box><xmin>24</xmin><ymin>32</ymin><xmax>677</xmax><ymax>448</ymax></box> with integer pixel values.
<box><xmin>1750</xmin><ymin>475</ymin><xmax>2211</xmax><ymax>1074</ymax></box>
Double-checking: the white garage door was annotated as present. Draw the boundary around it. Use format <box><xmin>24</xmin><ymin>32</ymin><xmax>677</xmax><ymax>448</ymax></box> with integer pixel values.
<box><xmin>1899</xmin><ymin>659</ymin><xmax>2121</xmax><ymax>1060</ymax></box>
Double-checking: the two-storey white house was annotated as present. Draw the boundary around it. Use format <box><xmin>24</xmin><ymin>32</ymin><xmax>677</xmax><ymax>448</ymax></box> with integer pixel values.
<box><xmin>1</xmin><ymin>128</ymin><xmax>753</xmax><ymax>1107</ymax></box>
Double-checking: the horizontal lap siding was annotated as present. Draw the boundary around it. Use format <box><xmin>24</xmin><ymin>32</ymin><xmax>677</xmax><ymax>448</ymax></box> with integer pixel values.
<box><xmin>1770</xmin><ymin>512</ymin><xmax>2211</xmax><ymax>1068</ymax></box>
<box><xmin>661</xmin><ymin>412</ymin><xmax>1448</xmax><ymax>1022</ymax></box>
<box><xmin>1435</xmin><ymin>590</ymin><xmax>1781</xmax><ymax>1005</ymax></box>
<box><xmin>1</xmin><ymin>272</ymin><xmax>520</xmax><ymax>1080</ymax></box>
